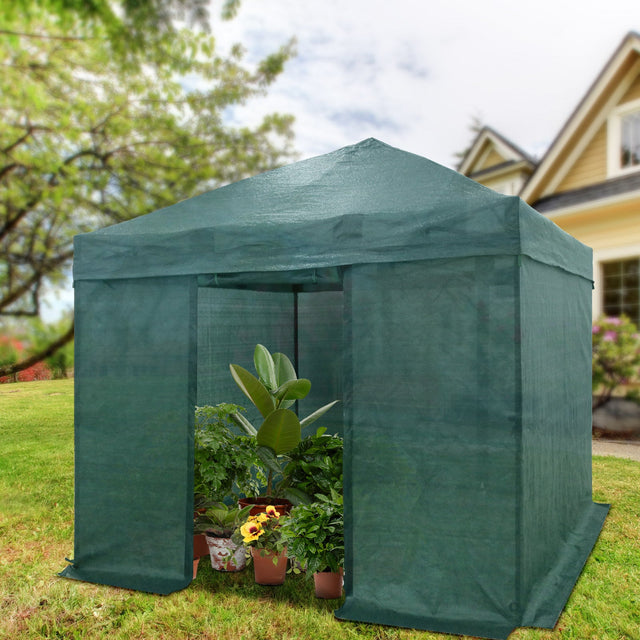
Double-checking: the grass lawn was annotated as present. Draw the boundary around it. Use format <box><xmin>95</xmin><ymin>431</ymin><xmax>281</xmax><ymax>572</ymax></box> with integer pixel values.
<box><xmin>1</xmin><ymin>380</ymin><xmax>639</xmax><ymax>640</ymax></box>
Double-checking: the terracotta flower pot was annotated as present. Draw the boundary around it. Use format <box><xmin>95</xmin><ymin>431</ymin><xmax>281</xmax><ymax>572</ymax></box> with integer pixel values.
<box><xmin>192</xmin><ymin>557</ymin><xmax>200</xmax><ymax>580</ymax></box>
<box><xmin>313</xmin><ymin>568</ymin><xmax>344</xmax><ymax>599</ymax></box>
<box><xmin>193</xmin><ymin>533</ymin><xmax>209</xmax><ymax>559</ymax></box>
<box><xmin>205</xmin><ymin>535</ymin><xmax>246</xmax><ymax>572</ymax></box>
<box><xmin>239</xmin><ymin>497</ymin><xmax>292</xmax><ymax>516</ymax></box>
<box><xmin>250</xmin><ymin>547</ymin><xmax>288</xmax><ymax>585</ymax></box>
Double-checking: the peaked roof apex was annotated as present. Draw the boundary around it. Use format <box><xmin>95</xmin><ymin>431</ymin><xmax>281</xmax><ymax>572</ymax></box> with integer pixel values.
<box><xmin>522</xmin><ymin>31</ymin><xmax>640</xmax><ymax>203</ymax></box>
<box><xmin>458</xmin><ymin>126</ymin><xmax>535</xmax><ymax>176</ymax></box>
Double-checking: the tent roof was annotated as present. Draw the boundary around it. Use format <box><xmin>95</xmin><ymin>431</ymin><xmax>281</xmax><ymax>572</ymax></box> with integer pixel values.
<box><xmin>73</xmin><ymin>138</ymin><xmax>592</xmax><ymax>282</ymax></box>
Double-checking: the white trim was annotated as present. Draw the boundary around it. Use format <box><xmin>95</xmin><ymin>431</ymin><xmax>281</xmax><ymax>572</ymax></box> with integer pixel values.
<box><xmin>521</xmin><ymin>35</ymin><xmax>640</xmax><ymax>203</ymax></box>
<box><xmin>540</xmin><ymin>188</ymin><xmax>640</xmax><ymax>220</ymax></box>
<box><xmin>607</xmin><ymin>96</ymin><xmax>640</xmax><ymax>177</ymax></box>
<box><xmin>543</xmin><ymin>190</ymin><xmax>640</xmax><ymax>218</ymax></box>
<box><xmin>544</xmin><ymin>59</ymin><xmax>640</xmax><ymax>196</ymax></box>
<box><xmin>593</xmin><ymin>244</ymin><xmax>640</xmax><ymax>319</ymax></box>
<box><xmin>471</xmin><ymin>160</ymin><xmax>532</xmax><ymax>182</ymax></box>
<box><xmin>474</xmin><ymin>143</ymin><xmax>494</xmax><ymax>172</ymax></box>
<box><xmin>459</xmin><ymin>129</ymin><xmax>528</xmax><ymax>175</ymax></box>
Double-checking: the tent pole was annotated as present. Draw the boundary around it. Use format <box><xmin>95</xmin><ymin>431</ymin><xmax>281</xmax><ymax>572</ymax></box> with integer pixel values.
<box><xmin>293</xmin><ymin>286</ymin><xmax>300</xmax><ymax>414</ymax></box>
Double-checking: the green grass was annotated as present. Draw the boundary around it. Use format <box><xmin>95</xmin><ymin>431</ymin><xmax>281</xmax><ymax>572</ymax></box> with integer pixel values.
<box><xmin>1</xmin><ymin>380</ymin><xmax>640</xmax><ymax>639</ymax></box>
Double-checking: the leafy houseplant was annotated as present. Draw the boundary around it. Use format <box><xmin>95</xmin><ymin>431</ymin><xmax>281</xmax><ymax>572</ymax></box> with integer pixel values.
<box><xmin>195</xmin><ymin>503</ymin><xmax>253</xmax><ymax>538</ymax></box>
<box><xmin>233</xmin><ymin>505</ymin><xmax>289</xmax><ymax>585</ymax></box>
<box><xmin>282</xmin><ymin>490</ymin><xmax>344</xmax><ymax>598</ymax></box>
<box><xmin>282</xmin><ymin>428</ymin><xmax>343</xmax><ymax>500</ymax></box>
<box><xmin>195</xmin><ymin>503</ymin><xmax>252</xmax><ymax>572</ymax></box>
<box><xmin>193</xmin><ymin>403</ymin><xmax>263</xmax><ymax>561</ymax></box>
<box><xmin>194</xmin><ymin>403</ymin><xmax>264</xmax><ymax>502</ymax></box>
<box><xmin>229</xmin><ymin>344</ymin><xmax>339</xmax><ymax>505</ymax></box>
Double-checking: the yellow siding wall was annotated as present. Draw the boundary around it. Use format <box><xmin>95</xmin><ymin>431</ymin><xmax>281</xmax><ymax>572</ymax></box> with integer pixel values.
<box><xmin>482</xmin><ymin>149</ymin><xmax>505</xmax><ymax>169</ymax></box>
<box><xmin>478</xmin><ymin>171</ymin><xmax>528</xmax><ymax>195</ymax></box>
<box><xmin>619</xmin><ymin>72</ymin><xmax>640</xmax><ymax>104</ymax></box>
<box><xmin>552</xmin><ymin>199</ymin><xmax>640</xmax><ymax>250</ymax></box>
<box><xmin>556</xmin><ymin>123</ymin><xmax>607</xmax><ymax>192</ymax></box>
<box><xmin>555</xmin><ymin>73</ymin><xmax>640</xmax><ymax>194</ymax></box>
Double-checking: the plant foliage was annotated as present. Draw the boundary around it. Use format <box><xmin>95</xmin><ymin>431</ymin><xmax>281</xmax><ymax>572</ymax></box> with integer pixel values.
<box><xmin>194</xmin><ymin>403</ymin><xmax>264</xmax><ymax>501</ymax></box>
<box><xmin>283</xmin><ymin>490</ymin><xmax>344</xmax><ymax>574</ymax></box>
<box><xmin>229</xmin><ymin>344</ymin><xmax>339</xmax><ymax>500</ymax></box>
<box><xmin>0</xmin><ymin>11</ymin><xmax>296</xmax><ymax>376</ymax></box>
<box><xmin>592</xmin><ymin>315</ymin><xmax>640</xmax><ymax>411</ymax></box>
<box><xmin>281</xmin><ymin>428</ymin><xmax>343</xmax><ymax>500</ymax></box>
<box><xmin>194</xmin><ymin>502</ymin><xmax>252</xmax><ymax>538</ymax></box>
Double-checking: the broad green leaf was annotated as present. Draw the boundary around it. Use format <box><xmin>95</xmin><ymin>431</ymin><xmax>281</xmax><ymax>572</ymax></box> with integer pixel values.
<box><xmin>282</xmin><ymin>487</ymin><xmax>312</xmax><ymax>506</ymax></box>
<box><xmin>256</xmin><ymin>445</ymin><xmax>283</xmax><ymax>475</ymax></box>
<box><xmin>274</xmin><ymin>378</ymin><xmax>311</xmax><ymax>406</ymax></box>
<box><xmin>257</xmin><ymin>409</ymin><xmax>301</xmax><ymax>455</ymax></box>
<box><xmin>300</xmin><ymin>400</ymin><xmax>340</xmax><ymax>430</ymax></box>
<box><xmin>229</xmin><ymin>411</ymin><xmax>257</xmax><ymax>436</ymax></box>
<box><xmin>229</xmin><ymin>364</ymin><xmax>275</xmax><ymax>418</ymax></box>
<box><xmin>254</xmin><ymin>344</ymin><xmax>276</xmax><ymax>390</ymax></box>
<box><xmin>272</xmin><ymin>352</ymin><xmax>296</xmax><ymax>386</ymax></box>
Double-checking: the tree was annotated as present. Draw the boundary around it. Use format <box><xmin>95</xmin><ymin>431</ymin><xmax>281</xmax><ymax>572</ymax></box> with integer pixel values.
<box><xmin>0</xmin><ymin>11</ymin><xmax>296</xmax><ymax>377</ymax></box>
<box><xmin>4</xmin><ymin>0</ymin><xmax>242</xmax><ymax>58</ymax></box>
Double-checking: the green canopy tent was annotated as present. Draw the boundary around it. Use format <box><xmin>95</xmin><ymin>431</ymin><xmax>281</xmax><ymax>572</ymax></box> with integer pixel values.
<box><xmin>63</xmin><ymin>138</ymin><xmax>608</xmax><ymax>639</ymax></box>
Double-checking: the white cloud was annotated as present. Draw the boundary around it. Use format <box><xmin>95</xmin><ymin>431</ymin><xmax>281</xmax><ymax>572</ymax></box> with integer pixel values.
<box><xmin>210</xmin><ymin>0</ymin><xmax>640</xmax><ymax>167</ymax></box>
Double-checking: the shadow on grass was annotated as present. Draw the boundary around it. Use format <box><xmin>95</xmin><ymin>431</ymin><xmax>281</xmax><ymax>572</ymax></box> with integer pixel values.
<box><xmin>192</xmin><ymin>559</ymin><xmax>344</xmax><ymax>613</ymax></box>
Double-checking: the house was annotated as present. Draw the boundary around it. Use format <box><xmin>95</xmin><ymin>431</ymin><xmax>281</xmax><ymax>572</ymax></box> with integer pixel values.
<box><xmin>460</xmin><ymin>31</ymin><xmax>640</xmax><ymax>327</ymax></box>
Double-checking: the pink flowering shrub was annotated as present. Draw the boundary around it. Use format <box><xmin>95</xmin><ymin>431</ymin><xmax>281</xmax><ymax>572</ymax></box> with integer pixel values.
<box><xmin>0</xmin><ymin>336</ymin><xmax>51</xmax><ymax>383</ymax></box>
<box><xmin>592</xmin><ymin>315</ymin><xmax>640</xmax><ymax>410</ymax></box>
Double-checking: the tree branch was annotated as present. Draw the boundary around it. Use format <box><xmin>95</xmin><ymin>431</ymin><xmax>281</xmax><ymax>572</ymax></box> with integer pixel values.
<box><xmin>0</xmin><ymin>250</ymin><xmax>73</xmax><ymax>312</ymax></box>
<box><xmin>0</xmin><ymin>321</ymin><xmax>74</xmax><ymax>378</ymax></box>
<box><xmin>0</xmin><ymin>29</ymin><xmax>94</xmax><ymax>42</ymax></box>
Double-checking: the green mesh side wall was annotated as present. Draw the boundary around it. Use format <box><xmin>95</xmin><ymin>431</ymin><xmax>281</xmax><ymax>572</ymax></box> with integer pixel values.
<box><xmin>196</xmin><ymin>287</ymin><xmax>295</xmax><ymax>410</ymax></box>
<box><xmin>518</xmin><ymin>257</ymin><xmax>609</xmax><ymax>626</ymax></box>
<box><xmin>60</xmin><ymin>276</ymin><xmax>197</xmax><ymax>594</ymax></box>
<box><xmin>195</xmin><ymin>286</ymin><xmax>343</xmax><ymax>437</ymax></box>
<box><xmin>336</xmin><ymin>256</ymin><xmax>608</xmax><ymax>639</ymax></box>
<box><xmin>337</xmin><ymin>258</ymin><xmax>521</xmax><ymax>639</ymax></box>
<box><xmin>298</xmin><ymin>291</ymin><xmax>344</xmax><ymax>436</ymax></box>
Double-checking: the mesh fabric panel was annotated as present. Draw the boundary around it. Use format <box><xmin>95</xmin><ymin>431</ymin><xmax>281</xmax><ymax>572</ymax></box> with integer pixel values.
<box><xmin>61</xmin><ymin>277</ymin><xmax>197</xmax><ymax>594</ymax></box>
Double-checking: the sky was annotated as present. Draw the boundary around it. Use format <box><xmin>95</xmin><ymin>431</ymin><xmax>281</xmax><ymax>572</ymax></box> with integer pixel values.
<box><xmin>42</xmin><ymin>0</ymin><xmax>640</xmax><ymax>320</ymax></box>
<box><xmin>209</xmin><ymin>0</ymin><xmax>640</xmax><ymax>168</ymax></box>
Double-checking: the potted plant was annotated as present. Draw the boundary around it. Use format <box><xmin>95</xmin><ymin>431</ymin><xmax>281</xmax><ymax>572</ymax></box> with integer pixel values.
<box><xmin>282</xmin><ymin>427</ymin><xmax>343</xmax><ymax>499</ymax></box>
<box><xmin>228</xmin><ymin>344</ymin><xmax>339</xmax><ymax>511</ymax></box>
<box><xmin>283</xmin><ymin>490</ymin><xmax>344</xmax><ymax>599</ymax></box>
<box><xmin>194</xmin><ymin>403</ymin><xmax>264</xmax><ymax>501</ymax></box>
<box><xmin>195</xmin><ymin>503</ymin><xmax>252</xmax><ymax>571</ymax></box>
<box><xmin>193</xmin><ymin>403</ymin><xmax>264</xmax><ymax>559</ymax></box>
<box><xmin>232</xmin><ymin>505</ymin><xmax>289</xmax><ymax>585</ymax></box>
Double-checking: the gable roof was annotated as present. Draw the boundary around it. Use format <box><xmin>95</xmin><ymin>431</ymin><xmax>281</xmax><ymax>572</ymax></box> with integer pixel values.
<box><xmin>73</xmin><ymin>138</ymin><xmax>591</xmax><ymax>282</ymax></box>
<box><xmin>522</xmin><ymin>31</ymin><xmax>640</xmax><ymax>204</ymax></box>
<box><xmin>458</xmin><ymin>126</ymin><xmax>536</xmax><ymax>178</ymax></box>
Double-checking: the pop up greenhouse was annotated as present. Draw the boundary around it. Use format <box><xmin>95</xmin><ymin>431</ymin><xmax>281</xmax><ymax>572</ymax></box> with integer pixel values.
<box><xmin>62</xmin><ymin>138</ymin><xmax>608</xmax><ymax>639</ymax></box>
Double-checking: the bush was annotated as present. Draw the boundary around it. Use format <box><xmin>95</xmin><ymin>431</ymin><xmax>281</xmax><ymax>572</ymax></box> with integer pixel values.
<box><xmin>194</xmin><ymin>403</ymin><xmax>264</xmax><ymax>502</ymax></box>
<box><xmin>592</xmin><ymin>315</ymin><xmax>640</xmax><ymax>410</ymax></box>
<box><xmin>283</xmin><ymin>428</ymin><xmax>343</xmax><ymax>500</ymax></box>
<box><xmin>0</xmin><ymin>336</ymin><xmax>51</xmax><ymax>383</ymax></box>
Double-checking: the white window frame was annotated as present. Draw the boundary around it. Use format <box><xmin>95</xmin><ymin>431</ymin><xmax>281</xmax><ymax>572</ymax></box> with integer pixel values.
<box><xmin>607</xmin><ymin>97</ymin><xmax>640</xmax><ymax>178</ymax></box>
<box><xmin>593</xmin><ymin>244</ymin><xmax>640</xmax><ymax>321</ymax></box>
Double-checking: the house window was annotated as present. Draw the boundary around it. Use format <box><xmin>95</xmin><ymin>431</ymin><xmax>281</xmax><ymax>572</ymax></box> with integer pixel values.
<box><xmin>621</xmin><ymin>111</ymin><xmax>640</xmax><ymax>168</ymax></box>
<box><xmin>602</xmin><ymin>258</ymin><xmax>640</xmax><ymax>326</ymax></box>
<box><xmin>607</xmin><ymin>99</ymin><xmax>640</xmax><ymax>177</ymax></box>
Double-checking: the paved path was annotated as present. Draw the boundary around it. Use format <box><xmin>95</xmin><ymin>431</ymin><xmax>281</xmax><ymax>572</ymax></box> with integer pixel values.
<box><xmin>592</xmin><ymin>439</ymin><xmax>640</xmax><ymax>462</ymax></box>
